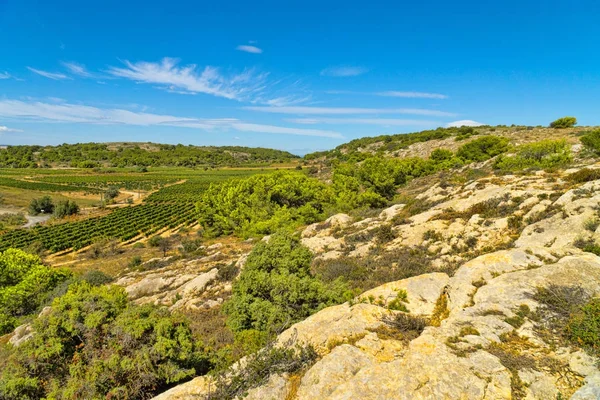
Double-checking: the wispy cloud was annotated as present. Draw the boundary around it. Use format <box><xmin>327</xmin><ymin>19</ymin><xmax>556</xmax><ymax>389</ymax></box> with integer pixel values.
<box><xmin>320</xmin><ymin>66</ymin><xmax>368</xmax><ymax>77</ymax></box>
<box><xmin>106</xmin><ymin>57</ymin><xmax>269</xmax><ymax>101</ymax></box>
<box><xmin>376</xmin><ymin>91</ymin><xmax>448</xmax><ymax>99</ymax></box>
<box><xmin>61</xmin><ymin>61</ymin><xmax>94</xmax><ymax>78</ymax></box>
<box><xmin>286</xmin><ymin>117</ymin><xmax>439</xmax><ymax>126</ymax></box>
<box><xmin>236</xmin><ymin>45</ymin><xmax>263</xmax><ymax>54</ymax></box>
<box><xmin>0</xmin><ymin>72</ymin><xmax>11</xmax><ymax>80</ymax></box>
<box><xmin>0</xmin><ymin>126</ymin><xmax>23</xmax><ymax>133</ymax></box>
<box><xmin>325</xmin><ymin>90</ymin><xmax>448</xmax><ymax>99</ymax></box>
<box><xmin>446</xmin><ymin>120</ymin><xmax>484</xmax><ymax>127</ymax></box>
<box><xmin>0</xmin><ymin>99</ymin><xmax>342</xmax><ymax>138</ymax></box>
<box><xmin>245</xmin><ymin>106</ymin><xmax>457</xmax><ymax>117</ymax></box>
<box><xmin>26</xmin><ymin>67</ymin><xmax>70</xmax><ymax>80</ymax></box>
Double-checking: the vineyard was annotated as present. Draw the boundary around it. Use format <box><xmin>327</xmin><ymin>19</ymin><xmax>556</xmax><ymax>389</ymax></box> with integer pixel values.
<box><xmin>0</xmin><ymin>177</ymin><xmax>101</xmax><ymax>193</ymax></box>
<box><xmin>0</xmin><ymin>168</ymin><xmax>273</xmax><ymax>253</ymax></box>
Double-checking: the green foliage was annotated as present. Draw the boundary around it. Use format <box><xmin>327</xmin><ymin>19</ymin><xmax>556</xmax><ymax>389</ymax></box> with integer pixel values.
<box><xmin>28</xmin><ymin>196</ymin><xmax>54</xmax><ymax>215</ymax></box>
<box><xmin>52</xmin><ymin>199</ymin><xmax>79</xmax><ymax>218</ymax></box>
<box><xmin>223</xmin><ymin>232</ymin><xmax>352</xmax><ymax>334</ymax></box>
<box><xmin>0</xmin><ymin>142</ymin><xmax>298</xmax><ymax>168</ymax></box>
<box><xmin>568</xmin><ymin>299</ymin><xmax>600</xmax><ymax>356</ymax></box>
<box><xmin>550</xmin><ymin>116</ymin><xmax>577</xmax><ymax>129</ymax></box>
<box><xmin>456</xmin><ymin>136</ymin><xmax>509</xmax><ymax>162</ymax></box>
<box><xmin>567</xmin><ymin>167</ymin><xmax>600</xmax><ymax>183</ymax></box>
<box><xmin>494</xmin><ymin>140</ymin><xmax>572</xmax><ymax>171</ymax></box>
<box><xmin>104</xmin><ymin>185</ymin><xmax>120</xmax><ymax>200</ymax></box>
<box><xmin>197</xmin><ymin>171</ymin><xmax>333</xmax><ymax>237</ymax></box>
<box><xmin>0</xmin><ymin>249</ymin><xmax>71</xmax><ymax>334</ymax></box>
<box><xmin>81</xmin><ymin>269</ymin><xmax>114</xmax><ymax>286</ymax></box>
<box><xmin>332</xmin><ymin>155</ymin><xmax>462</xmax><ymax>211</ymax></box>
<box><xmin>0</xmin><ymin>282</ymin><xmax>209</xmax><ymax>400</ymax></box>
<box><xmin>580</xmin><ymin>129</ymin><xmax>600</xmax><ymax>154</ymax></box>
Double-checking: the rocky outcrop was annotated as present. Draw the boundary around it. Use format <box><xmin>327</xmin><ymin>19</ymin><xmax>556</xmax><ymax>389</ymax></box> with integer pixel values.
<box><xmin>115</xmin><ymin>245</ymin><xmax>248</xmax><ymax>311</ymax></box>
<box><xmin>153</xmin><ymin>166</ymin><xmax>600</xmax><ymax>400</ymax></box>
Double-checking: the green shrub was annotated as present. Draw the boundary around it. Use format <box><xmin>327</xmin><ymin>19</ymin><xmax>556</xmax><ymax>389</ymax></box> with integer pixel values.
<box><xmin>494</xmin><ymin>140</ymin><xmax>572</xmax><ymax>171</ymax></box>
<box><xmin>223</xmin><ymin>232</ymin><xmax>352</xmax><ymax>334</ymax></box>
<box><xmin>81</xmin><ymin>269</ymin><xmax>113</xmax><ymax>286</ymax></box>
<box><xmin>568</xmin><ymin>299</ymin><xmax>600</xmax><ymax>356</ymax></box>
<box><xmin>580</xmin><ymin>129</ymin><xmax>600</xmax><ymax>155</ymax></box>
<box><xmin>550</xmin><ymin>116</ymin><xmax>577</xmax><ymax>129</ymax></box>
<box><xmin>28</xmin><ymin>196</ymin><xmax>54</xmax><ymax>215</ymax></box>
<box><xmin>197</xmin><ymin>171</ymin><xmax>333</xmax><ymax>237</ymax></box>
<box><xmin>567</xmin><ymin>168</ymin><xmax>600</xmax><ymax>183</ymax></box>
<box><xmin>53</xmin><ymin>200</ymin><xmax>79</xmax><ymax>218</ymax></box>
<box><xmin>0</xmin><ymin>282</ymin><xmax>209</xmax><ymax>400</ymax></box>
<box><xmin>456</xmin><ymin>136</ymin><xmax>509</xmax><ymax>162</ymax></box>
<box><xmin>0</xmin><ymin>249</ymin><xmax>71</xmax><ymax>334</ymax></box>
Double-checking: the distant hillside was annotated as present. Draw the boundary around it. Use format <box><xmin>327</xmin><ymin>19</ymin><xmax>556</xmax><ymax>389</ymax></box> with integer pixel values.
<box><xmin>304</xmin><ymin>124</ymin><xmax>590</xmax><ymax>163</ymax></box>
<box><xmin>0</xmin><ymin>142</ymin><xmax>299</xmax><ymax>168</ymax></box>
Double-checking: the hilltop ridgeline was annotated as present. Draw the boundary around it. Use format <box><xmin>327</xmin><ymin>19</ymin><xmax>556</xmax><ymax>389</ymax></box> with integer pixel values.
<box><xmin>0</xmin><ymin>142</ymin><xmax>298</xmax><ymax>168</ymax></box>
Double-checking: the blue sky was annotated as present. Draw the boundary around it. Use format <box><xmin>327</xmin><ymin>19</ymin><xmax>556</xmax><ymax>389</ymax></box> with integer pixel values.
<box><xmin>1</xmin><ymin>0</ymin><xmax>599</xmax><ymax>154</ymax></box>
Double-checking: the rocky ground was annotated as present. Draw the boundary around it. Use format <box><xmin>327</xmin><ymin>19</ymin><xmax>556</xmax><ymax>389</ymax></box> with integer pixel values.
<box><xmin>152</xmin><ymin>160</ymin><xmax>600</xmax><ymax>400</ymax></box>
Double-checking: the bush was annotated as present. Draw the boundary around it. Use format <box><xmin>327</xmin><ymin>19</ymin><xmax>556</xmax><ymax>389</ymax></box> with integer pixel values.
<box><xmin>197</xmin><ymin>171</ymin><xmax>333</xmax><ymax>237</ymax></box>
<box><xmin>0</xmin><ymin>249</ymin><xmax>71</xmax><ymax>334</ymax></box>
<box><xmin>28</xmin><ymin>196</ymin><xmax>54</xmax><ymax>215</ymax></box>
<box><xmin>494</xmin><ymin>140</ymin><xmax>572</xmax><ymax>171</ymax></box>
<box><xmin>104</xmin><ymin>186</ymin><xmax>120</xmax><ymax>200</ymax></box>
<box><xmin>53</xmin><ymin>200</ymin><xmax>79</xmax><ymax>218</ymax></box>
<box><xmin>567</xmin><ymin>168</ymin><xmax>600</xmax><ymax>183</ymax></box>
<box><xmin>223</xmin><ymin>232</ymin><xmax>352</xmax><ymax>334</ymax></box>
<box><xmin>81</xmin><ymin>269</ymin><xmax>113</xmax><ymax>286</ymax></box>
<box><xmin>0</xmin><ymin>282</ymin><xmax>209</xmax><ymax>400</ymax></box>
<box><xmin>580</xmin><ymin>129</ymin><xmax>600</xmax><ymax>155</ymax></box>
<box><xmin>550</xmin><ymin>116</ymin><xmax>577</xmax><ymax>129</ymax></box>
<box><xmin>456</xmin><ymin>136</ymin><xmax>509</xmax><ymax>162</ymax></box>
<box><xmin>568</xmin><ymin>298</ymin><xmax>600</xmax><ymax>356</ymax></box>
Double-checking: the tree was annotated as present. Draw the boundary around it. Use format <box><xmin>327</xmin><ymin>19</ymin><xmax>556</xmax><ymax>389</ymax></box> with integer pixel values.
<box><xmin>53</xmin><ymin>200</ymin><xmax>79</xmax><ymax>218</ymax></box>
<box><xmin>550</xmin><ymin>116</ymin><xmax>577</xmax><ymax>129</ymax></box>
<box><xmin>0</xmin><ymin>249</ymin><xmax>71</xmax><ymax>334</ymax></box>
<box><xmin>223</xmin><ymin>232</ymin><xmax>351</xmax><ymax>334</ymax></box>
<box><xmin>456</xmin><ymin>136</ymin><xmax>509</xmax><ymax>162</ymax></box>
<box><xmin>28</xmin><ymin>196</ymin><xmax>54</xmax><ymax>215</ymax></box>
<box><xmin>0</xmin><ymin>282</ymin><xmax>209</xmax><ymax>399</ymax></box>
<box><xmin>157</xmin><ymin>236</ymin><xmax>172</xmax><ymax>257</ymax></box>
<box><xmin>104</xmin><ymin>186</ymin><xmax>120</xmax><ymax>201</ymax></box>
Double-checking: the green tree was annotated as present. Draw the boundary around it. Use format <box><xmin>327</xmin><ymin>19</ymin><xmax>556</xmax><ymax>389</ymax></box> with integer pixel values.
<box><xmin>456</xmin><ymin>136</ymin><xmax>509</xmax><ymax>162</ymax></box>
<box><xmin>28</xmin><ymin>196</ymin><xmax>54</xmax><ymax>215</ymax></box>
<box><xmin>0</xmin><ymin>282</ymin><xmax>209</xmax><ymax>399</ymax></box>
<box><xmin>550</xmin><ymin>116</ymin><xmax>577</xmax><ymax>129</ymax></box>
<box><xmin>223</xmin><ymin>232</ymin><xmax>352</xmax><ymax>334</ymax></box>
<box><xmin>53</xmin><ymin>200</ymin><xmax>80</xmax><ymax>218</ymax></box>
<box><xmin>0</xmin><ymin>249</ymin><xmax>71</xmax><ymax>334</ymax></box>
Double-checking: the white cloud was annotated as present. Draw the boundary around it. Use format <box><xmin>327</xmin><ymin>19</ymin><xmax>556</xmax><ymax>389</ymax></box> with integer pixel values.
<box><xmin>320</xmin><ymin>66</ymin><xmax>368</xmax><ymax>77</ymax></box>
<box><xmin>107</xmin><ymin>58</ymin><xmax>268</xmax><ymax>101</ymax></box>
<box><xmin>26</xmin><ymin>67</ymin><xmax>70</xmax><ymax>80</ymax></box>
<box><xmin>286</xmin><ymin>118</ymin><xmax>438</xmax><ymax>126</ymax></box>
<box><xmin>61</xmin><ymin>61</ymin><xmax>94</xmax><ymax>78</ymax></box>
<box><xmin>236</xmin><ymin>45</ymin><xmax>263</xmax><ymax>54</ymax></box>
<box><xmin>376</xmin><ymin>91</ymin><xmax>448</xmax><ymax>99</ymax></box>
<box><xmin>0</xmin><ymin>72</ymin><xmax>10</xmax><ymax>80</ymax></box>
<box><xmin>0</xmin><ymin>126</ymin><xmax>23</xmax><ymax>133</ymax></box>
<box><xmin>244</xmin><ymin>106</ymin><xmax>457</xmax><ymax>117</ymax></box>
<box><xmin>446</xmin><ymin>119</ymin><xmax>484</xmax><ymax>127</ymax></box>
<box><xmin>0</xmin><ymin>99</ymin><xmax>342</xmax><ymax>138</ymax></box>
